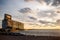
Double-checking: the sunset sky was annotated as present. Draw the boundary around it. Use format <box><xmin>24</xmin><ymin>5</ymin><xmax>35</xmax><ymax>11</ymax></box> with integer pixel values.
<box><xmin>0</xmin><ymin>0</ymin><xmax>60</xmax><ymax>28</ymax></box>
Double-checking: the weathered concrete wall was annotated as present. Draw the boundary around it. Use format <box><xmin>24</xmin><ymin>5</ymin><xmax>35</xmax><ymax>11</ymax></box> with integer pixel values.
<box><xmin>2</xmin><ymin>14</ymin><xmax>24</xmax><ymax>32</ymax></box>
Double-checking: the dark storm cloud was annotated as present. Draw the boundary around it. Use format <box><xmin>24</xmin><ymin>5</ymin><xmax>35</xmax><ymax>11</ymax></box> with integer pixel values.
<box><xmin>19</xmin><ymin>7</ymin><xmax>31</xmax><ymax>13</ymax></box>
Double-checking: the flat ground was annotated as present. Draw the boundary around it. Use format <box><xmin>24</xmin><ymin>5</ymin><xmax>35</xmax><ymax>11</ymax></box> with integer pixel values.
<box><xmin>0</xmin><ymin>29</ymin><xmax>60</xmax><ymax>40</ymax></box>
<box><xmin>0</xmin><ymin>35</ymin><xmax>60</xmax><ymax>40</ymax></box>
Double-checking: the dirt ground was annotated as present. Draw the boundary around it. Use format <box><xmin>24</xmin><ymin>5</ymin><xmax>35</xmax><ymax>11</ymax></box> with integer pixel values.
<box><xmin>0</xmin><ymin>35</ymin><xmax>60</xmax><ymax>40</ymax></box>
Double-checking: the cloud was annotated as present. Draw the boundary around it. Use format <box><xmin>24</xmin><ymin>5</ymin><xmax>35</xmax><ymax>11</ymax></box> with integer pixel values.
<box><xmin>24</xmin><ymin>0</ymin><xmax>34</xmax><ymax>2</ymax></box>
<box><xmin>36</xmin><ymin>0</ymin><xmax>52</xmax><ymax>3</ymax></box>
<box><xmin>18</xmin><ymin>7</ymin><xmax>38</xmax><ymax>22</ymax></box>
<box><xmin>39</xmin><ymin>20</ymin><xmax>52</xmax><ymax>24</ymax></box>
<box><xmin>19</xmin><ymin>7</ymin><xmax>31</xmax><ymax>13</ymax></box>
<box><xmin>0</xmin><ymin>0</ymin><xmax>60</xmax><ymax>25</ymax></box>
<box><xmin>38</xmin><ymin>10</ymin><xmax>57</xmax><ymax>18</ymax></box>
<box><xmin>28</xmin><ymin>16</ymin><xmax>37</xmax><ymax>20</ymax></box>
<box><xmin>36</xmin><ymin>0</ymin><xmax>60</xmax><ymax>6</ymax></box>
